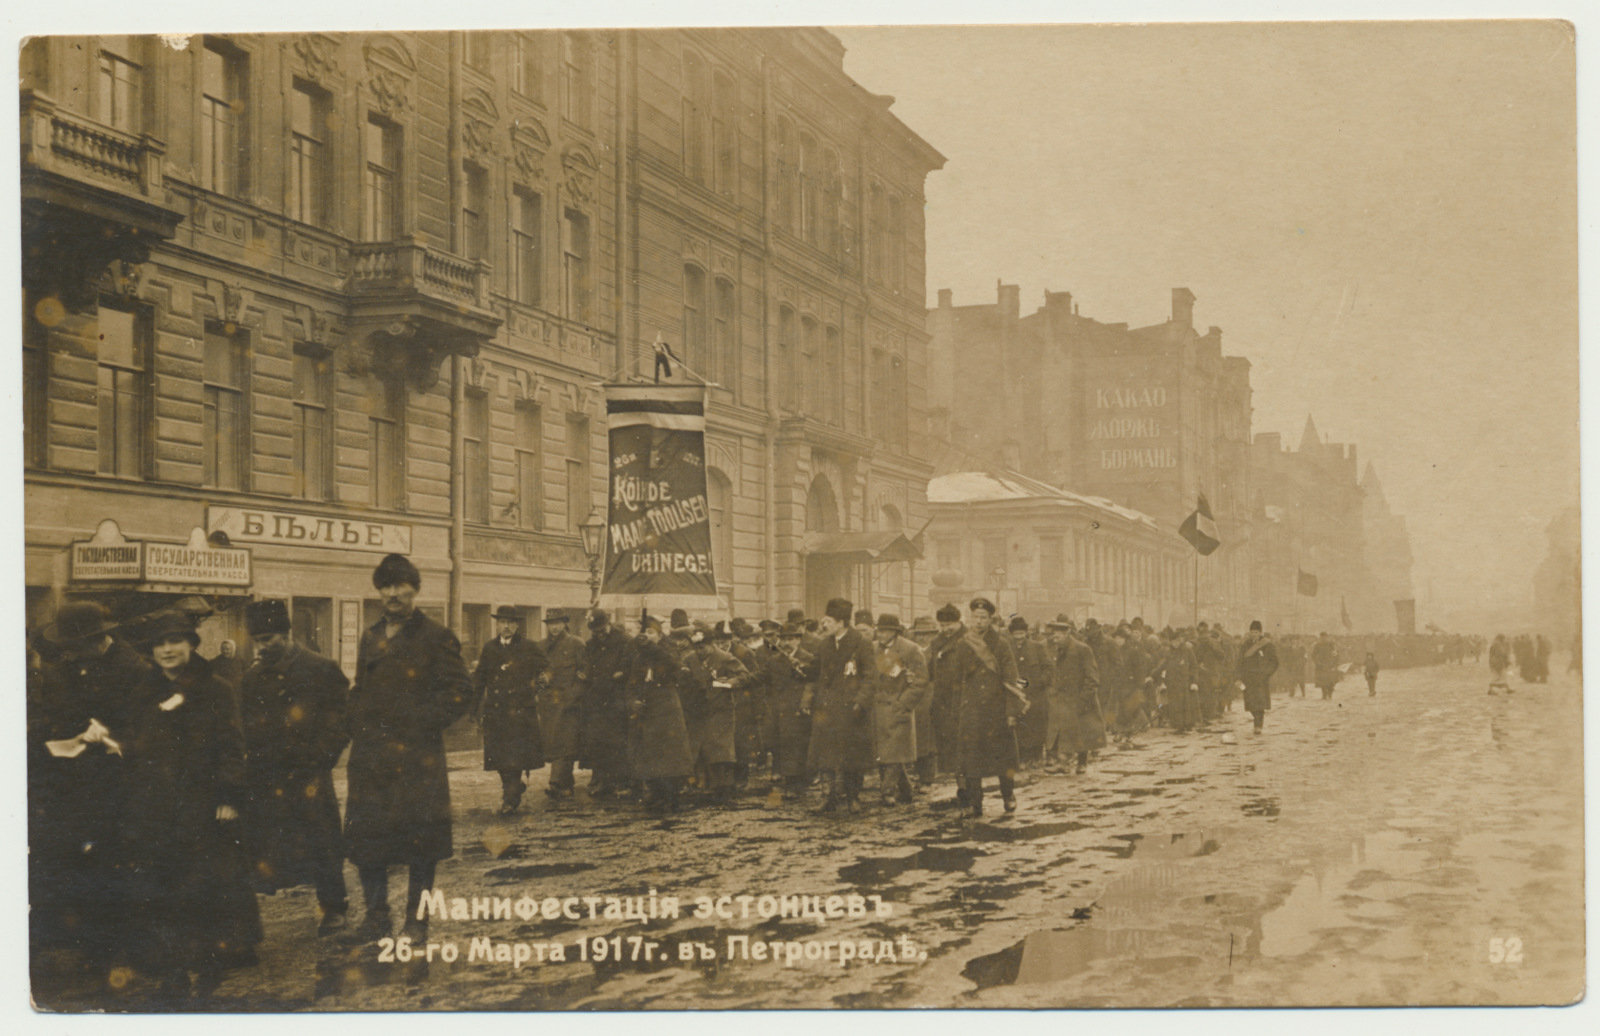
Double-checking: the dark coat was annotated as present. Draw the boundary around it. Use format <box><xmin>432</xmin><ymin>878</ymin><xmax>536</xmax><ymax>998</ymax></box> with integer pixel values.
<box><xmin>873</xmin><ymin>634</ymin><xmax>928</xmax><ymax>765</ymax></box>
<box><xmin>1239</xmin><ymin>635</ymin><xmax>1279</xmax><ymax>713</ymax></box>
<box><xmin>28</xmin><ymin>639</ymin><xmax>149</xmax><ymax>955</ymax></box>
<box><xmin>1312</xmin><ymin>638</ymin><xmax>1342</xmax><ymax>688</ymax></box>
<box><xmin>731</xmin><ymin>641</ymin><xmax>771</xmax><ymax>765</ymax></box>
<box><xmin>345</xmin><ymin>611</ymin><xmax>473</xmax><ymax>867</ymax></box>
<box><xmin>1012</xmin><ymin>636</ymin><xmax>1053</xmax><ymax>756</ymax></box>
<box><xmin>807</xmin><ymin>628</ymin><xmax>878</xmax><ymax>773</ymax></box>
<box><xmin>121</xmin><ymin>658</ymin><xmax>263</xmax><ymax>972</ymax></box>
<box><xmin>1050</xmin><ymin>634</ymin><xmax>1105</xmax><ymax>753</ymax></box>
<box><xmin>767</xmin><ymin>646</ymin><xmax>816</xmax><ymax>778</ymax></box>
<box><xmin>475</xmin><ymin>634</ymin><xmax>546</xmax><ymax>772</ymax></box>
<box><xmin>927</xmin><ymin>628</ymin><xmax>967</xmax><ymax>774</ymax></box>
<box><xmin>949</xmin><ymin>627</ymin><xmax>1025</xmax><ymax>777</ymax></box>
<box><xmin>239</xmin><ymin>644</ymin><xmax>349</xmax><ymax>891</ymax></box>
<box><xmin>625</xmin><ymin>637</ymin><xmax>695</xmax><ymax>779</ymax></box>
<box><xmin>681</xmin><ymin>645</ymin><xmax>749</xmax><ymax>766</ymax></box>
<box><xmin>582</xmin><ymin>627</ymin><xmax>634</xmax><ymax>774</ymax></box>
<box><xmin>1157</xmin><ymin>643</ymin><xmax>1201</xmax><ymax>730</ymax></box>
<box><xmin>536</xmin><ymin>630</ymin><xmax>588</xmax><ymax>760</ymax></box>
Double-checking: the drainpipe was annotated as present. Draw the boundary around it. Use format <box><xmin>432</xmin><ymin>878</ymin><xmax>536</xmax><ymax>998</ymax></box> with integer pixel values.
<box><xmin>449</xmin><ymin>354</ymin><xmax>464</xmax><ymax>633</ymax></box>
<box><xmin>760</xmin><ymin>49</ymin><xmax>778</xmax><ymax>617</ymax></box>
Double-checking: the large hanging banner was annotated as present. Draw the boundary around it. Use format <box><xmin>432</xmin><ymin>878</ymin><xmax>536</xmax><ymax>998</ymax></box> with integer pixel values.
<box><xmin>601</xmin><ymin>383</ymin><xmax>718</xmax><ymax>596</ymax></box>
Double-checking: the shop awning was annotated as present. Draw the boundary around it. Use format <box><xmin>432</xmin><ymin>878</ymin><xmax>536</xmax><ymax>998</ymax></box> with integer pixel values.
<box><xmin>801</xmin><ymin>531</ymin><xmax>922</xmax><ymax>563</ymax></box>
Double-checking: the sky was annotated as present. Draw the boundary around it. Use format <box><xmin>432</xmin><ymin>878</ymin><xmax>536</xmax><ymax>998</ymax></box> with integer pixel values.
<box><xmin>834</xmin><ymin>21</ymin><xmax>1577</xmax><ymax>626</ymax></box>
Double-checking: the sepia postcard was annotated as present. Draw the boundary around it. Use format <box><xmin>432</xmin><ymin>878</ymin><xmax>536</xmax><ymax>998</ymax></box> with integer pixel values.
<box><xmin>13</xmin><ymin>7</ymin><xmax>1585</xmax><ymax>1017</ymax></box>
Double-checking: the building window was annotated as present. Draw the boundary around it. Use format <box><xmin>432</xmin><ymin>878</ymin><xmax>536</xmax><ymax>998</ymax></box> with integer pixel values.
<box><xmin>888</xmin><ymin>194</ymin><xmax>906</xmax><ymax>291</ymax></box>
<box><xmin>97</xmin><ymin>49</ymin><xmax>142</xmax><ymax>133</ymax></box>
<box><xmin>869</xmin><ymin>183</ymin><xmax>887</xmax><ymax>283</ymax></box>
<box><xmin>513</xmin><ymin>34</ymin><xmax>543</xmax><ymax>101</ymax></box>
<box><xmin>462</xmin><ymin>162</ymin><xmax>488</xmax><ymax>261</ymax></box>
<box><xmin>363</xmin><ymin>114</ymin><xmax>400</xmax><ymax>241</ymax></box>
<box><xmin>289</xmin><ymin>80</ymin><xmax>329</xmax><ymax>226</ymax></box>
<box><xmin>464</xmin><ymin>389</ymin><xmax>489</xmax><ymax>524</ymax></box>
<box><xmin>96</xmin><ymin>305</ymin><xmax>146</xmax><ymax>479</ymax></box>
<box><xmin>800</xmin><ymin>133</ymin><xmax>818</xmax><ymax>247</ymax></box>
<box><xmin>562</xmin><ymin>208</ymin><xmax>590</xmax><ymax>323</ymax></box>
<box><xmin>708</xmin><ymin>468</ymin><xmax>732</xmax><ymax>590</ymax></box>
<box><xmin>462</xmin><ymin>604</ymin><xmax>492</xmax><ymax>666</ymax></box>
<box><xmin>1040</xmin><ymin>536</ymin><xmax>1064</xmax><ymax>588</ymax></box>
<box><xmin>200</xmin><ymin>40</ymin><xmax>247</xmax><ymax>196</ymax></box>
<box><xmin>512</xmin><ymin>188</ymin><xmax>542</xmax><ymax>306</ymax></box>
<box><xmin>515</xmin><ymin>401</ymin><xmax>543</xmax><ymax>531</ymax></box>
<box><xmin>370</xmin><ymin>376</ymin><xmax>404</xmax><ymax>510</ymax></box>
<box><xmin>777</xmin><ymin>305</ymin><xmax>796</xmax><ymax>411</ymax></box>
<box><xmin>713</xmin><ymin>278</ymin><xmax>736</xmax><ymax>387</ymax></box>
<box><xmin>202</xmin><ymin>321</ymin><xmax>247</xmax><ymax>490</ymax></box>
<box><xmin>682</xmin><ymin>265</ymin><xmax>706</xmax><ymax>373</ymax></box>
<box><xmin>775</xmin><ymin>118</ymin><xmax>796</xmax><ymax>235</ymax></box>
<box><xmin>291</xmin><ymin>596</ymin><xmax>333</xmax><ymax>655</ymax></box>
<box><xmin>465</xmin><ymin>32</ymin><xmax>491</xmax><ymax>71</ymax></box>
<box><xmin>562</xmin><ymin>33</ymin><xmax>592</xmax><ymax>129</ymax></box>
<box><xmin>801</xmin><ymin>317</ymin><xmax>820</xmax><ymax>415</ymax></box>
<box><xmin>292</xmin><ymin>346</ymin><xmax>332</xmax><ymax>500</ymax></box>
<box><xmin>821</xmin><ymin>148</ymin><xmax>841</xmax><ymax>256</ymax></box>
<box><xmin>823</xmin><ymin>325</ymin><xmax>841</xmax><ymax>425</ymax></box>
<box><xmin>565</xmin><ymin>413</ymin><xmax>590</xmax><ymax>532</ymax></box>
<box><xmin>682</xmin><ymin>50</ymin><xmax>707</xmax><ymax>184</ymax></box>
<box><xmin>712</xmin><ymin>72</ymin><xmax>737</xmax><ymax>199</ymax></box>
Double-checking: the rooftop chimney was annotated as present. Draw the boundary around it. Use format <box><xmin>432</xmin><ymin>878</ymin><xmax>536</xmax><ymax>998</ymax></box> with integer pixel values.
<box><xmin>998</xmin><ymin>282</ymin><xmax>1021</xmax><ymax>321</ymax></box>
<box><xmin>1172</xmin><ymin>288</ymin><xmax>1196</xmax><ymax>328</ymax></box>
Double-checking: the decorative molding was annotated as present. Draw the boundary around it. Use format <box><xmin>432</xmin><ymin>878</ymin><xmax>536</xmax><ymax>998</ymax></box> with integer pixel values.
<box><xmin>562</xmin><ymin>144</ymin><xmax>598</xmax><ymax>208</ymax></box>
<box><xmin>291</xmin><ymin>34</ymin><xmax>342</xmax><ymax>84</ymax></box>
<box><xmin>367</xmin><ymin>69</ymin><xmax>409</xmax><ymax>118</ymax></box>
<box><xmin>706</xmin><ymin>437</ymin><xmax>739</xmax><ymax>482</ymax></box>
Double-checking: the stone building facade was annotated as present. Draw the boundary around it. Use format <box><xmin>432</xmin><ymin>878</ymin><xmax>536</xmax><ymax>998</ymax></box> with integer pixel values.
<box><xmin>21</xmin><ymin>29</ymin><xmax>941</xmax><ymax>671</ymax></box>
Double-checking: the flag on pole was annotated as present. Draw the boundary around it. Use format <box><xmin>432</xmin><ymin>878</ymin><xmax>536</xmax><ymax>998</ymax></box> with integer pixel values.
<box><xmin>1297</xmin><ymin>568</ymin><xmax>1319</xmax><ymax>596</ymax></box>
<box><xmin>1178</xmin><ymin>493</ymin><xmax>1221</xmax><ymax>556</ymax></box>
<box><xmin>1341</xmin><ymin>595</ymin><xmax>1352</xmax><ymax>631</ymax></box>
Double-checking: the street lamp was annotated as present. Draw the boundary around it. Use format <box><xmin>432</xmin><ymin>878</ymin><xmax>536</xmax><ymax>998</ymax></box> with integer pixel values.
<box><xmin>579</xmin><ymin>506</ymin><xmax>606</xmax><ymax>609</ymax></box>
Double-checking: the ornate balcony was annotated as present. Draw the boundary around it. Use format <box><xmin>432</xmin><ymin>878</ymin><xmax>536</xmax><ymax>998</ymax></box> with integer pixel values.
<box><xmin>345</xmin><ymin>238</ymin><xmax>501</xmax><ymax>390</ymax></box>
<box><xmin>20</xmin><ymin>90</ymin><xmax>185</xmax><ymax>310</ymax></box>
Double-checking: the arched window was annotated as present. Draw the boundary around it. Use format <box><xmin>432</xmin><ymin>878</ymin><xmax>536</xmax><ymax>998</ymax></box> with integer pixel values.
<box><xmin>801</xmin><ymin>315</ymin><xmax>820</xmax><ymax>416</ymax></box>
<box><xmin>682</xmin><ymin>264</ymin><xmax>707</xmax><ymax>372</ymax></box>
<box><xmin>713</xmin><ymin>277</ymin><xmax>736</xmax><ymax>387</ymax></box>
<box><xmin>775</xmin><ymin>118</ymin><xmax>797</xmax><ymax>234</ymax></box>
<box><xmin>682</xmin><ymin>50</ymin><xmax>708</xmax><ymax>183</ymax></box>
<box><xmin>800</xmin><ymin>132</ymin><xmax>818</xmax><ymax>246</ymax></box>
<box><xmin>707</xmin><ymin>466</ymin><xmax>733</xmax><ymax>592</ymax></box>
<box><xmin>805</xmin><ymin>474</ymin><xmax>839</xmax><ymax>534</ymax></box>
<box><xmin>823</xmin><ymin>325</ymin><xmax>841</xmax><ymax>426</ymax></box>
<box><xmin>777</xmin><ymin>305</ymin><xmax>797</xmax><ymax>411</ymax></box>
<box><xmin>712</xmin><ymin>71</ymin><xmax>737</xmax><ymax>198</ymax></box>
<box><xmin>821</xmin><ymin>147</ymin><xmax>841</xmax><ymax>256</ymax></box>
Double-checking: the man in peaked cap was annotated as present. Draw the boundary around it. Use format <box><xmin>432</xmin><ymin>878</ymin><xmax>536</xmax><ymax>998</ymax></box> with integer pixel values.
<box><xmin>346</xmin><ymin>554</ymin><xmax>473</xmax><ymax>942</ymax></box>
<box><xmin>538</xmin><ymin>611</ymin><xmax>589</xmax><ymax>799</ymax></box>
<box><xmin>474</xmin><ymin>606</ymin><xmax>546</xmax><ymax>815</ymax></box>
<box><xmin>239</xmin><ymin>598</ymin><xmax>352</xmax><ymax>932</ymax></box>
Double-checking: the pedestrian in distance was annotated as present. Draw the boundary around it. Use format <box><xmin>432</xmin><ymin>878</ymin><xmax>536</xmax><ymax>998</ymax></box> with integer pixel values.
<box><xmin>1239</xmin><ymin>620</ymin><xmax>1278</xmax><ymax>734</ymax></box>
<box><xmin>344</xmin><ymin>553</ymin><xmax>474</xmax><ymax>943</ymax></box>
<box><xmin>238</xmin><ymin>599</ymin><xmax>351</xmax><ymax>934</ymax></box>
<box><xmin>473</xmin><ymin>606</ymin><xmax>545</xmax><ymax>815</ymax></box>
<box><xmin>1488</xmin><ymin>634</ymin><xmax>1513</xmax><ymax>695</ymax></box>
<box><xmin>1313</xmin><ymin>631</ymin><xmax>1341</xmax><ymax>700</ymax></box>
<box><xmin>1363</xmin><ymin>651</ymin><xmax>1380</xmax><ymax>696</ymax></box>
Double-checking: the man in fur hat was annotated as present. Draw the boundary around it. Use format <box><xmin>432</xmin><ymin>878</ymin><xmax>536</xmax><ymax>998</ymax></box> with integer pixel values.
<box><xmin>344</xmin><ymin>554</ymin><xmax>473</xmax><ymax>941</ymax></box>
<box><xmin>239</xmin><ymin>598</ymin><xmax>352</xmax><ymax>931</ymax></box>
<box><xmin>474</xmin><ymin>606</ymin><xmax>545</xmax><ymax>814</ymax></box>
<box><xmin>805</xmin><ymin>598</ymin><xmax>878</xmax><ymax>813</ymax></box>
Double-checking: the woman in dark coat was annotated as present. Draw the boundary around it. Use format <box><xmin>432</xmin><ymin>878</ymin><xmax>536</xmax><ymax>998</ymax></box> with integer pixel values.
<box><xmin>625</xmin><ymin>620</ymin><xmax>695</xmax><ymax>811</ymax></box>
<box><xmin>345</xmin><ymin>554</ymin><xmax>474</xmax><ymax>940</ymax></box>
<box><xmin>121</xmin><ymin>612</ymin><xmax>263</xmax><ymax>1000</ymax></box>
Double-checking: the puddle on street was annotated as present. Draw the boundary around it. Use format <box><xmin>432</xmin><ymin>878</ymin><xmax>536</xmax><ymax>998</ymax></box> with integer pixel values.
<box><xmin>484</xmin><ymin>861</ymin><xmax>599</xmax><ymax>882</ymax></box>
<box><xmin>965</xmin><ymin>820</ymin><xmax>1089</xmax><ymax>843</ymax></box>
<box><xmin>1256</xmin><ymin>829</ymin><xmax>1430</xmax><ymax>958</ymax></box>
<box><xmin>1241</xmin><ymin>797</ymin><xmax>1280</xmax><ymax>817</ymax></box>
<box><xmin>838</xmin><ymin>845</ymin><xmax>986</xmax><ymax>884</ymax></box>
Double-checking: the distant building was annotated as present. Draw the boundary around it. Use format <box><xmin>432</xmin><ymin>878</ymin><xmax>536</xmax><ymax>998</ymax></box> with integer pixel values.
<box><xmin>21</xmin><ymin>29</ymin><xmax>942</xmax><ymax>670</ymax></box>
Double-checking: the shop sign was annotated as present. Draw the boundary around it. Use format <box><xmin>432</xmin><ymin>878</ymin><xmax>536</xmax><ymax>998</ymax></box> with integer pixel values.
<box><xmin>207</xmin><ymin>506</ymin><xmax>413</xmax><ymax>554</ymax></box>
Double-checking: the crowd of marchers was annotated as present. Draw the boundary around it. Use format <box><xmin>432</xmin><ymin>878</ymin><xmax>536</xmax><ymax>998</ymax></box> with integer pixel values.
<box><xmin>28</xmin><ymin>548</ymin><xmax>1523</xmax><ymax>1008</ymax></box>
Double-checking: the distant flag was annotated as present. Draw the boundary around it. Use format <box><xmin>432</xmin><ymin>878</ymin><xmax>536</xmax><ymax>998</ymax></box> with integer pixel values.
<box><xmin>1178</xmin><ymin>493</ymin><xmax>1221</xmax><ymax>556</ymax></box>
<box><xmin>1341</xmin><ymin>596</ymin><xmax>1352</xmax><ymax>632</ymax></box>
<box><xmin>651</xmin><ymin>332</ymin><xmax>679</xmax><ymax>383</ymax></box>
<box><xmin>1297</xmin><ymin>568</ymin><xmax>1319</xmax><ymax>597</ymax></box>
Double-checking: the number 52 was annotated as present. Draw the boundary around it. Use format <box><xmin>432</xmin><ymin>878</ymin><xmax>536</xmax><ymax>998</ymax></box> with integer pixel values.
<box><xmin>1489</xmin><ymin>936</ymin><xmax>1523</xmax><ymax>964</ymax></box>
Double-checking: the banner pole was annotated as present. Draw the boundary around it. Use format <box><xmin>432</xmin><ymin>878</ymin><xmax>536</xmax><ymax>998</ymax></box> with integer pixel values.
<box><xmin>1193</xmin><ymin>552</ymin><xmax>1199</xmax><ymax>627</ymax></box>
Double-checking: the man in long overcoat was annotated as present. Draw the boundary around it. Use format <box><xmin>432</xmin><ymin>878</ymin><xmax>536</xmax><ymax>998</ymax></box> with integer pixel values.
<box><xmin>766</xmin><ymin>622</ymin><xmax>816</xmax><ymax>799</ymax></box>
<box><xmin>625</xmin><ymin>618</ymin><xmax>695</xmax><ymax>811</ymax></box>
<box><xmin>1157</xmin><ymin>629</ymin><xmax>1201</xmax><ymax>732</ymax></box>
<box><xmin>872</xmin><ymin>614</ymin><xmax>928</xmax><ymax>805</ymax></box>
<box><xmin>474</xmin><ymin>606</ymin><xmax>545</xmax><ymax>814</ymax></box>
<box><xmin>806</xmin><ymin>597</ymin><xmax>878</xmax><ymax>813</ymax></box>
<box><xmin>1312</xmin><ymin>631</ymin><xmax>1341</xmax><ymax>700</ymax></box>
<box><xmin>1192</xmin><ymin>623</ymin><xmax>1226</xmax><ymax>722</ymax></box>
<box><xmin>28</xmin><ymin>602</ymin><xmax>147</xmax><ymax>970</ymax></box>
<box><xmin>581</xmin><ymin>610</ymin><xmax>634</xmax><ymax>798</ymax></box>
<box><xmin>947</xmin><ymin>598</ymin><xmax>1026</xmax><ymax>817</ymax></box>
<box><xmin>239</xmin><ymin>599</ymin><xmax>351</xmax><ymax>931</ymax></box>
<box><xmin>681</xmin><ymin>622</ymin><xmax>751</xmax><ymax>803</ymax></box>
<box><xmin>1045</xmin><ymin>616</ymin><xmax>1103</xmax><ymax>774</ymax></box>
<box><xmin>537</xmin><ymin>613</ymin><xmax>588</xmax><ymax>799</ymax></box>
<box><xmin>1009</xmin><ymin>617</ymin><xmax>1053</xmax><ymax>767</ymax></box>
<box><xmin>345</xmin><ymin>554</ymin><xmax>474</xmax><ymax>941</ymax></box>
<box><xmin>927</xmin><ymin>604</ymin><xmax>966</xmax><ymax>780</ymax></box>
<box><xmin>1238</xmin><ymin>620</ymin><xmax>1279</xmax><ymax>734</ymax></box>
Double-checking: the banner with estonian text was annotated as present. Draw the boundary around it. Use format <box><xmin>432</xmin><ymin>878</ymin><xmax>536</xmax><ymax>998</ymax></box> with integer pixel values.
<box><xmin>601</xmin><ymin>384</ymin><xmax>717</xmax><ymax>597</ymax></box>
